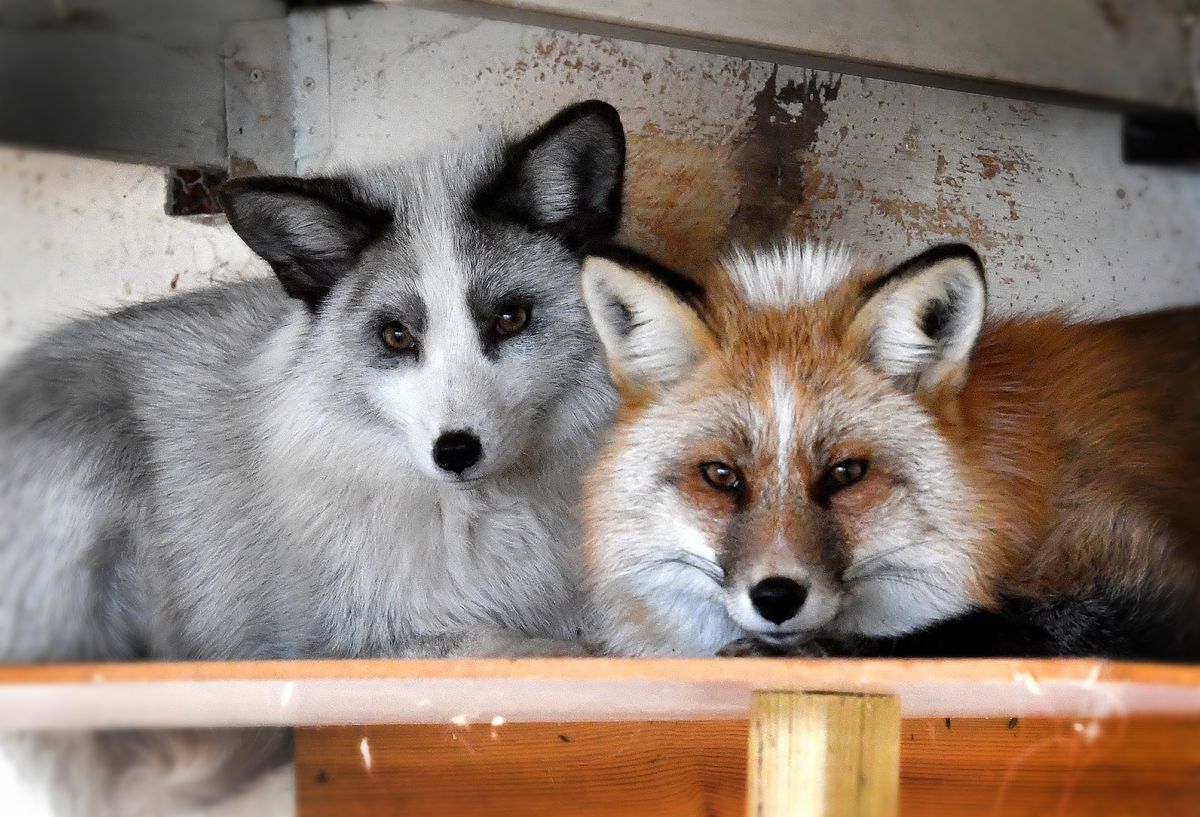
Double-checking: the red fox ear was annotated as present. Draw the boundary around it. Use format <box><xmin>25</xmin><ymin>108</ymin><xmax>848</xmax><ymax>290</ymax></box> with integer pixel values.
<box><xmin>581</xmin><ymin>249</ymin><xmax>712</xmax><ymax>389</ymax></box>
<box><xmin>848</xmin><ymin>244</ymin><xmax>986</xmax><ymax>395</ymax></box>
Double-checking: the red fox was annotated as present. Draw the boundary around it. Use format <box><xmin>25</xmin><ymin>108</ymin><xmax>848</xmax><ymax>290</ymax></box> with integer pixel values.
<box><xmin>579</xmin><ymin>241</ymin><xmax>1200</xmax><ymax>659</ymax></box>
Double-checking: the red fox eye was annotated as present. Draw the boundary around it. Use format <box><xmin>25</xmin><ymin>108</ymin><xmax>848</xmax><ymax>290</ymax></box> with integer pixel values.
<box><xmin>820</xmin><ymin>459</ymin><xmax>868</xmax><ymax>494</ymax></box>
<box><xmin>700</xmin><ymin>461</ymin><xmax>744</xmax><ymax>494</ymax></box>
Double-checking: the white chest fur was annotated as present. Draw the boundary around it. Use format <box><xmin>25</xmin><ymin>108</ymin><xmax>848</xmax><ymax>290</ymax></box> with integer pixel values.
<box><xmin>256</xmin><ymin>400</ymin><xmax>586</xmax><ymax>657</ymax></box>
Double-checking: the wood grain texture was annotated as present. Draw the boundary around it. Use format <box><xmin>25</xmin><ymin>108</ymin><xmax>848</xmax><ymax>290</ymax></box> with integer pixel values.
<box><xmin>294</xmin><ymin>716</ymin><xmax>1200</xmax><ymax>817</ymax></box>
<box><xmin>747</xmin><ymin>692</ymin><xmax>900</xmax><ymax>817</ymax></box>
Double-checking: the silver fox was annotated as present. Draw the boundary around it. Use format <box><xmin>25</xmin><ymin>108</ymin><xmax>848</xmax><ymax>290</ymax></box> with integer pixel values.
<box><xmin>0</xmin><ymin>100</ymin><xmax>624</xmax><ymax>666</ymax></box>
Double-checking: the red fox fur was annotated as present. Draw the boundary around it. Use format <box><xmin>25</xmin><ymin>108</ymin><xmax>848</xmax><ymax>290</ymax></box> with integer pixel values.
<box><xmin>579</xmin><ymin>241</ymin><xmax>1200</xmax><ymax>659</ymax></box>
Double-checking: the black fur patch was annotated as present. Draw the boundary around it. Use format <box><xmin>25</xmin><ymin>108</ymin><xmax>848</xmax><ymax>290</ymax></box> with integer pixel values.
<box><xmin>218</xmin><ymin>176</ymin><xmax>393</xmax><ymax>311</ymax></box>
<box><xmin>920</xmin><ymin>297</ymin><xmax>952</xmax><ymax>340</ymax></box>
<box><xmin>474</xmin><ymin>100</ymin><xmax>625</xmax><ymax>251</ymax></box>
<box><xmin>836</xmin><ymin>586</ymin><xmax>1200</xmax><ymax>662</ymax></box>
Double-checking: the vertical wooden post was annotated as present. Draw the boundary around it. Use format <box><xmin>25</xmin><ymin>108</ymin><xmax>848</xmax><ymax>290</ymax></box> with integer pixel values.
<box><xmin>747</xmin><ymin>691</ymin><xmax>901</xmax><ymax>817</ymax></box>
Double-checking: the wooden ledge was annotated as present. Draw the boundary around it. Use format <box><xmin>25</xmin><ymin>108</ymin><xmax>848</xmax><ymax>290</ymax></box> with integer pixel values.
<box><xmin>0</xmin><ymin>658</ymin><xmax>1198</xmax><ymax>730</ymax></box>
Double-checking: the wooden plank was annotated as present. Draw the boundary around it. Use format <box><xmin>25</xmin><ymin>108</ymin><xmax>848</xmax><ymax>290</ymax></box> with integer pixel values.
<box><xmin>293</xmin><ymin>716</ymin><xmax>1200</xmax><ymax>817</ymax></box>
<box><xmin>1</xmin><ymin>659</ymin><xmax>1200</xmax><ymax>730</ymax></box>
<box><xmin>388</xmin><ymin>0</ymin><xmax>1195</xmax><ymax>110</ymax></box>
<box><xmin>747</xmin><ymin>692</ymin><xmax>900</xmax><ymax>817</ymax></box>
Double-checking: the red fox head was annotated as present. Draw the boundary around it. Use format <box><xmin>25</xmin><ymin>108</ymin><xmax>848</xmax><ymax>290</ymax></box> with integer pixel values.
<box><xmin>580</xmin><ymin>242</ymin><xmax>990</xmax><ymax>656</ymax></box>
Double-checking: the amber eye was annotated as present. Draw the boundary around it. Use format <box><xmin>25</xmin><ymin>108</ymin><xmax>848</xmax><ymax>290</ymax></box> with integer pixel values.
<box><xmin>819</xmin><ymin>459</ymin><xmax>868</xmax><ymax>495</ymax></box>
<box><xmin>700</xmin><ymin>461</ymin><xmax>744</xmax><ymax>494</ymax></box>
<box><xmin>493</xmin><ymin>303</ymin><xmax>530</xmax><ymax>337</ymax></box>
<box><xmin>380</xmin><ymin>322</ymin><xmax>416</xmax><ymax>354</ymax></box>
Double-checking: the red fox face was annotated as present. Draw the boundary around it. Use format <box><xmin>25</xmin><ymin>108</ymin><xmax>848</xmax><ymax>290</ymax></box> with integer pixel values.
<box><xmin>581</xmin><ymin>242</ymin><xmax>991</xmax><ymax>656</ymax></box>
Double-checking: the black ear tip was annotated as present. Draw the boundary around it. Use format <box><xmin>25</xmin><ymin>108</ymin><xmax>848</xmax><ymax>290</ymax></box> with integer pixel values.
<box><xmin>586</xmin><ymin>241</ymin><xmax>705</xmax><ymax>309</ymax></box>
<box><xmin>930</xmin><ymin>242</ymin><xmax>984</xmax><ymax>272</ymax></box>
<box><xmin>575</xmin><ymin>99</ymin><xmax>622</xmax><ymax>123</ymax></box>
<box><xmin>550</xmin><ymin>99</ymin><xmax>625</xmax><ymax>145</ymax></box>
<box><xmin>922</xmin><ymin>243</ymin><xmax>986</xmax><ymax>299</ymax></box>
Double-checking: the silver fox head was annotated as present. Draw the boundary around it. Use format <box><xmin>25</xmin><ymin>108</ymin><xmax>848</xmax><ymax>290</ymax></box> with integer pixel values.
<box><xmin>219</xmin><ymin>101</ymin><xmax>624</xmax><ymax>483</ymax></box>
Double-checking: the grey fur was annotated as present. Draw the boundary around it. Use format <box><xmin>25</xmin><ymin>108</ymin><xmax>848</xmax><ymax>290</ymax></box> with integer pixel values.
<box><xmin>0</xmin><ymin>102</ymin><xmax>623</xmax><ymax>664</ymax></box>
<box><xmin>0</xmin><ymin>100</ymin><xmax>625</xmax><ymax>813</ymax></box>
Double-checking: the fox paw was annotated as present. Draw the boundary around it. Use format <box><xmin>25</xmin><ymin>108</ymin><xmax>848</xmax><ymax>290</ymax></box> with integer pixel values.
<box><xmin>716</xmin><ymin>637</ymin><xmax>828</xmax><ymax>658</ymax></box>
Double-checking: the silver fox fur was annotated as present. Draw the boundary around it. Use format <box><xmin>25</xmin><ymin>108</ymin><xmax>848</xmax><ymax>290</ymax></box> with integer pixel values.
<box><xmin>0</xmin><ymin>100</ymin><xmax>625</xmax><ymax>812</ymax></box>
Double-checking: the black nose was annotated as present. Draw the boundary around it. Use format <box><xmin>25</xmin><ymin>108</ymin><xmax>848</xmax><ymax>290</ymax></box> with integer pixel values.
<box><xmin>750</xmin><ymin>576</ymin><xmax>808</xmax><ymax>625</ymax></box>
<box><xmin>432</xmin><ymin>430</ymin><xmax>482</xmax><ymax>475</ymax></box>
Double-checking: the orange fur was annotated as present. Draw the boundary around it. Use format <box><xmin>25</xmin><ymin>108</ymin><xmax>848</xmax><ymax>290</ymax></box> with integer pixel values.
<box><xmin>583</xmin><ymin>242</ymin><xmax>1200</xmax><ymax>655</ymax></box>
<box><xmin>947</xmin><ymin>310</ymin><xmax>1200</xmax><ymax>598</ymax></box>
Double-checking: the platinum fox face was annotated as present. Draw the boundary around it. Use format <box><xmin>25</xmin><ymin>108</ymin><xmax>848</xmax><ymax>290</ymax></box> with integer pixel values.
<box><xmin>580</xmin><ymin>243</ymin><xmax>987</xmax><ymax>656</ymax></box>
<box><xmin>221</xmin><ymin>101</ymin><xmax>624</xmax><ymax>484</ymax></box>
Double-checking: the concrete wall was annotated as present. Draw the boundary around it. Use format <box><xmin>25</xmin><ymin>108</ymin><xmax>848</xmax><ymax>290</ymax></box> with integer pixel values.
<box><xmin>3</xmin><ymin>6</ymin><xmax>1200</xmax><ymax>364</ymax></box>
<box><xmin>238</xmin><ymin>5</ymin><xmax>1200</xmax><ymax>318</ymax></box>
<box><xmin>0</xmin><ymin>148</ymin><xmax>263</xmax><ymax>361</ymax></box>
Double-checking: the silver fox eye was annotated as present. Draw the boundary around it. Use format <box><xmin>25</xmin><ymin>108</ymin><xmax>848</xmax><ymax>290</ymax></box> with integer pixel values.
<box><xmin>380</xmin><ymin>322</ymin><xmax>416</xmax><ymax>354</ymax></box>
<box><xmin>820</xmin><ymin>459</ymin><xmax>868</xmax><ymax>494</ymax></box>
<box><xmin>700</xmin><ymin>461</ymin><xmax>744</xmax><ymax>494</ymax></box>
<box><xmin>493</xmin><ymin>303</ymin><xmax>530</xmax><ymax>337</ymax></box>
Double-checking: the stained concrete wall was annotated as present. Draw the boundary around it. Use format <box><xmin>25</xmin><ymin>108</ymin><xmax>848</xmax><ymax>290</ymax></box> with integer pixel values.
<box><xmin>4</xmin><ymin>4</ymin><xmax>1200</xmax><ymax>365</ymax></box>
<box><xmin>291</xmin><ymin>5</ymin><xmax>1200</xmax><ymax>318</ymax></box>
<box><xmin>0</xmin><ymin>148</ymin><xmax>262</xmax><ymax>361</ymax></box>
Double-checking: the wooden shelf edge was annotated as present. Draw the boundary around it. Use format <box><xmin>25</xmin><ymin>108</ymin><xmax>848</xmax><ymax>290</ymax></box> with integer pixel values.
<box><xmin>0</xmin><ymin>658</ymin><xmax>1198</xmax><ymax>730</ymax></box>
<box><xmin>2</xmin><ymin>656</ymin><xmax>1199</xmax><ymax>686</ymax></box>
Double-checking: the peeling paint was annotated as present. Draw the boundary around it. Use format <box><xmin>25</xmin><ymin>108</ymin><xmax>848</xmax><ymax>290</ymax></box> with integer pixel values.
<box><xmin>869</xmin><ymin>193</ymin><xmax>1007</xmax><ymax>251</ymax></box>
<box><xmin>970</xmin><ymin>147</ymin><xmax>1033</xmax><ymax>183</ymax></box>
<box><xmin>5</xmin><ymin>3</ymin><xmax>1200</xmax><ymax>370</ymax></box>
<box><xmin>229</xmin><ymin>2</ymin><xmax>1200</xmax><ymax>319</ymax></box>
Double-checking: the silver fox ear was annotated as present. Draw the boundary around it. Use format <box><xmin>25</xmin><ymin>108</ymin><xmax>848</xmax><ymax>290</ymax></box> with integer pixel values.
<box><xmin>476</xmin><ymin>100</ymin><xmax>625</xmax><ymax>249</ymax></box>
<box><xmin>849</xmin><ymin>243</ymin><xmax>986</xmax><ymax>395</ymax></box>
<box><xmin>219</xmin><ymin>176</ymin><xmax>392</xmax><ymax>310</ymax></box>
<box><xmin>581</xmin><ymin>248</ymin><xmax>711</xmax><ymax>389</ymax></box>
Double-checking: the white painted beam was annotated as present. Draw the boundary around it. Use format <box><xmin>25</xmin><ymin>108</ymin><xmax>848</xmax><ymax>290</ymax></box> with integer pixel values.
<box><xmin>385</xmin><ymin>0</ymin><xmax>1197</xmax><ymax>111</ymax></box>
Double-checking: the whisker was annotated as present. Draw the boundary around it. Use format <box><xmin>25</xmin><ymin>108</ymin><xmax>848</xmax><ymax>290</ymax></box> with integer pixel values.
<box><xmin>849</xmin><ymin>570</ymin><xmax>947</xmax><ymax>596</ymax></box>
<box><xmin>843</xmin><ymin>542</ymin><xmax>928</xmax><ymax>579</ymax></box>
<box><xmin>622</xmin><ymin>553</ymin><xmax>724</xmax><ymax>585</ymax></box>
<box><xmin>666</xmin><ymin>556</ymin><xmax>724</xmax><ymax>582</ymax></box>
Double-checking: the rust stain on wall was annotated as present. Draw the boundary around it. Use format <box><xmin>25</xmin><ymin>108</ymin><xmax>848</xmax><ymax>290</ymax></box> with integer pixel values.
<box><xmin>725</xmin><ymin>68</ymin><xmax>842</xmax><ymax>246</ymax></box>
<box><xmin>869</xmin><ymin>194</ymin><xmax>1011</xmax><ymax>251</ymax></box>
<box><xmin>970</xmin><ymin>147</ymin><xmax>1032</xmax><ymax>183</ymax></box>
